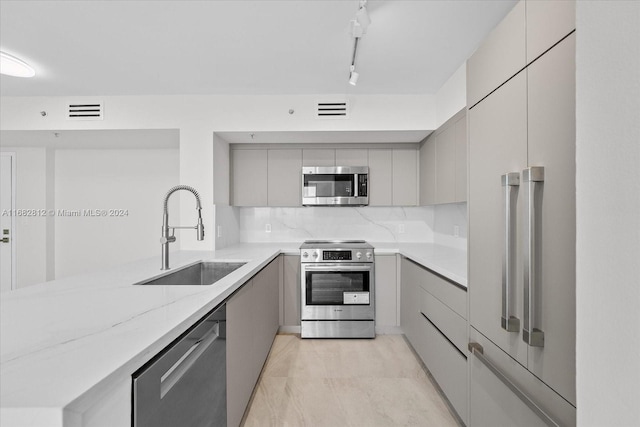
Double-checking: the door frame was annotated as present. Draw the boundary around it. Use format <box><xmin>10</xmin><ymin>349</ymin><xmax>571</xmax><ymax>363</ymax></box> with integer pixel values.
<box><xmin>1</xmin><ymin>152</ymin><xmax>17</xmax><ymax>291</ymax></box>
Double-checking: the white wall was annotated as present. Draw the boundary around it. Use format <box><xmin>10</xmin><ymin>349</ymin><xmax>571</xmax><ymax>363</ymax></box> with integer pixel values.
<box><xmin>576</xmin><ymin>1</ymin><xmax>640</xmax><ymax>426</ymax></box>
<box><xmin>1</xmin><ymin>94</ymin><xmax>436</xmax><ymax>251</ymax></box>
<box><xmin>435</xmin><ymin>63</ymin><xmax>467</xmax><ymax>127</ymax></box>
<box><xmin>54</xmin><ymin>149</ymin><xmax>179</xmax><ymax>278</ymax></box>
<box><xmin>0</xmin><ymin>147</ymin><xmax>50</xmax><ymax>288</ymax></box>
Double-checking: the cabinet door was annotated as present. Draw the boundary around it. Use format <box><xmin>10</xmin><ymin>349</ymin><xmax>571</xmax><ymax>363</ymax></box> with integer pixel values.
<box><xmin>392</xmin><ymin>149</ymin><xmax>418</xmax><ymax>206</ymax></box>
<box><xmin>435</xmin><ymin>126</ymin><xmax>456</xmax><ymax>204</ymax></box>
<box><xmin>282</xmin><ymin>255</ymin><xmax>301</xmax><ymax>326</ymax></box>
<box><xmin>367</xmin><ymin>149</ymin><xmax>393</xmax><ymax>206</ymax></box>
<box><xmin>455</xmin><ymin>115</ymin><xmax>467</xmax><ymax>202</ymax></box>
<box><xmin>526</xmin><ymin>0</ymin><xmax>575</xmax><ymax>64</ymax></box>
<box><xmin>232</xmin><ymin>150</ymin><xmax>267</xmax><ymax>206</ymax></box>
<box><xmin>253</xmin><ymin>258</ymin><xmax>280</xmax><ymax>372</ymax></box>
<box><xmin>400</xmin><ymin>257</ymin><xmax>421</xmax><ymax>343</ymax></box>
<box><xmin>467</xmin><ymin>1</ymin><xmax>526</xmax><ymax>107</ymax></box>
<box><xmin>267</xmin><ymin>149</ymin><xmax>302</xmax><ymax>207</ymax></box>
<box><xmin>526</xmin><ymin>33</ymin><xmax>576</xmax><ymax>405</ymax></box>
<box><xmin>227</xmin><ymin>281</ymin><xmax>255</xmax><ymax>427</ymax></box>
<box><xmin>335</xmin><ymin>149</ymin><xmax>368</xmax><ymax>166</ymax></box>
<box><xmin>419</xmin><ymin>137</ymin><xmax>436</xmax><ymax>205</ymax></box>
<box><xmin>374</xmin><ymin>255</ymin><xmax>397</xmax><ymax>328</ymax></box>
<box><xmin>302</xmin><ymin>149</ymin><xmax>335</xmax><ymax>166</ymax></box>
<box><xmin>468</xmin><ymin>71</ymin><xmax>528</xmax><ymax>367</ymax></box>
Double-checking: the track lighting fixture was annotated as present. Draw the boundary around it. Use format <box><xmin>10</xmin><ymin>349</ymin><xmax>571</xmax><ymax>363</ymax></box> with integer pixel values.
<box><xmin>348</xmin><ymin>0</ymin><xmax>371</xmax><ymax>86</ymax></box>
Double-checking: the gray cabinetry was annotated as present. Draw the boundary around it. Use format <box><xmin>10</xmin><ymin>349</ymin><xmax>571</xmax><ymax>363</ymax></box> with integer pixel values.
<box><xmin>226</xmin><ymin>257</ymin><xmax>280</xmax><ymax>427</ymax></box>
<box><xmin>232</xmin><ymin>149</ymin><xmax>267</xmax><ymax>206</ymax></box>
<box><xmin>400</xmin><ymin>257</ymin><xmax>468</xmax><ymax>423</ymax></box>
<box><xmin>419</xmin><ymin>138</ymin><xmax>436</xmax><ymax>205</ymax></box>
<box><xmin>420</xmin><ymin>109</ymin><xmax>467</xmax><ymax>205</ymax></box>
<box><xmin>282</xmin><ymin>255</ymin><xmax>301</xmax><ymax>327</ymax></box>
<box><xmin>525</xmin><ymin>0</ymin><xmax>575</xmax><ymax>64</ymax></box>
<box><xmin>368</xmin><ymin>149</ymin><xmax>393</xmax><ymax>206</ymax></box>
<box><xmin>392</xmin><ymin>149</ymin><xmax>418</xmax><ymax>206</ymax></box>
<box><xmin>374</xmin><ymin>255</ymin><xmax>398</xmax><ymax>329</ymax></box>
<box><xmin>335</xmin><ymin>149</ymin><xmax>368</xmax><ymax>166</ymax></box>
<box><xmin>267</xmin><ymin>149</ymin><xmax>302</xmax><ymax>207</ymax></box>
<box><xmin>466</xmin><ymin>1</ymin><xmax>525</xmax><ymax>107</ymax></box>
<box><xmin>302</xmin><ymin>149</ymin><xmax>335</xmax><ymax>166</ymax></box>
<box><xmin>467</xmin><ymin>2</ymin><xmax>576</xmax><ymax>422</ymax></box>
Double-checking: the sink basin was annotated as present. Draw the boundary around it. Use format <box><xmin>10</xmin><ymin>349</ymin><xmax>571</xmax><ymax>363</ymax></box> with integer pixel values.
<box><xmin>137</xmin><ymin>262</ymin><xmax>246</xmax><ymax>286</ymax></box>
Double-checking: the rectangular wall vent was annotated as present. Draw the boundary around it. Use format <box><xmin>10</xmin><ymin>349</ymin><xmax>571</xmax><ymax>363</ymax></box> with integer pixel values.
<box><xmin>316</xmin><ymin>101</ymin><xmax>349</xmax><ymax>119</ymax></box>
<box><xmin>66</xmin><ymin>103</ymin><xmax>104</xmax><ymax>120</ymax></box>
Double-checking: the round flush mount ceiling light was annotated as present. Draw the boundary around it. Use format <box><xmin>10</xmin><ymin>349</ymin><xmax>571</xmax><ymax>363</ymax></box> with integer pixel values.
<box><xmin>0</xmin><ymin>51</ymin><xmax>36</xmax><ymax>77</ymax></box>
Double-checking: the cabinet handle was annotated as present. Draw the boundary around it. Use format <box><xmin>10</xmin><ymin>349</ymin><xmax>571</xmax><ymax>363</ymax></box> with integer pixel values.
<box><xmin>523</xmin><ymin>167</ymin><xmax>545</xmax><ymax>347</ymax></box>
<box><xmin>160</xmin><ymin>321</ymin><xmax>219</xmax><ymax>398</ymax></box>
<box><xmin>501</xmin><ymin>173</ymin><xmax>520</xmax><ymax>332</ymax></box>
<box><xmin>468</xmin><ymin>342</ymin><xmax>559</xmax><ymax>426</ymax></box>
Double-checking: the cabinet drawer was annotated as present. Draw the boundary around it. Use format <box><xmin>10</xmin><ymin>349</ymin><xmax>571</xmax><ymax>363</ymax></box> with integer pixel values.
<box><xmin>420</xmin><ymin>288</ymin><xmax>467</xmax><ymax>354</ymax></box>
<box><xmin>469</xmin><ymin>328</ymin><xmax>576</xmax><ymax>427</ymax></box>
<box><xmin>417</xmin><ymin>265</ymin><xmax>467</xmax><ymax>320</ymax></box>
<box><xmin>416</xmin><ymin>307</ymin><xmax>468</xmax><ymax>425</ymax></box>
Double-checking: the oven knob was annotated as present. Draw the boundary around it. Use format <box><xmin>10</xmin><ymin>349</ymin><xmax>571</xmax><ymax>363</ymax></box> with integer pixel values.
<box><xmin>312</xmin><ymin>252</ymin><xmax>318</xmax><ymax>258</ymax></box>
<box><xmin>302</xmin><ymin>252</ymin><xmax>309</xmax><ymax>258</ymax></box>
<box><xmin>356</xmin><ymin>252</ymin><xmax>362</xmax><ymax>259</ymax></box>
<box><xmin>366</xmin><ymin>252</ymin><xmax>372</xmax><ymax>259</ymax></box>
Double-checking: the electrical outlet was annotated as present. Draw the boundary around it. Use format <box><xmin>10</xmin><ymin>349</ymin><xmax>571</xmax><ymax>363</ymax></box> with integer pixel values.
<box><xmin>399</xmin><ymin>224</ymin><xmax>405</xmax><ymax>234</ymax></box>
<box><xmin>453</xmin><ymin>225</ymin><xmax>460</xmax><ymax>237</ymax></box>
<box><xmin>217</xmin><ymin>225</ymin><xmax>222</xmax><ymax>238</ymax></box>
<box><xmin>265</xmin><ymin>223</ymin><xmax>272</xmax><ymax>233</ymax></box>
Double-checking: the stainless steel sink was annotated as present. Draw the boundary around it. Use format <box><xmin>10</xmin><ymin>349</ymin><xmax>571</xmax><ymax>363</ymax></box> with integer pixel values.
<box><xmin>137</xmin><ymin>261</ymin><xmax>246</xmax><ymax>286</ymax></box>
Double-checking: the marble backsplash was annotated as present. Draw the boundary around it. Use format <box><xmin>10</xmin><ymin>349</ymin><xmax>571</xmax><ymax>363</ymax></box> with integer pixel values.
<box><xmin>237</xmin><ymin>204</ymin><xmax>467</xmax><ymax>247</ymax></box>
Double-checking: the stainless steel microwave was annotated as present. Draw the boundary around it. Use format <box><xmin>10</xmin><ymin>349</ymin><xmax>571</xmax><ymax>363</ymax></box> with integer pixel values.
<box><xmin>302</xmin><ymin>166</ymin><xmax>368</xmax><ymax>206</ymax></box>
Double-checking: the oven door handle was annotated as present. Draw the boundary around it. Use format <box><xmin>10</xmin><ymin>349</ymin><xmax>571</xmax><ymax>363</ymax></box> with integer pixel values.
<box><xmin>302</xmin><ymin>264</ymin><xmax>373</xmax><ymax>272</ymax></box>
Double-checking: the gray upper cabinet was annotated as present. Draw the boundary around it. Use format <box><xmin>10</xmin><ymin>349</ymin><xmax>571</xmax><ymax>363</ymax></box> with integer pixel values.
<box><xmin>419</xmin><ymin>137</ymin><xmax>436</xmax><ymax>205</ymax></box>
<box><xmin>392</xmin><ymin>149</ymin><xmax>418</xmax><ymax>206</ymax></box>
<box><xmin>467</xmin><ymin>1</ymin><xmax>526</xmax><ymax>107</ymax></box>
<box><xmin>367</xmin><ymin>149</ymin><xmax>393</xmax><ymax>206</ymax></box>
<box><xmin>419</xmin><ymin>109</ymin><xmax>467</xmax><ymax>206</ymax></box>
<box><xmin>525</xmin><ymin>0</ymin><xmax>575</xmax><ymax>63</ymax></box>
<box><xmin>302</xmin><ymin>149</ymin><xmax>335</xmax><ymax>166</ymax></box>
<box><xmin>454</xmin><ymin>116</ymin><xmax>467</xmax><ymax>202</ymax></box>
<box><xmin>435</xmin><ymin>125</ymin><xmax>456</xmax><ymax>204</ymax></box>
<box><xmin>267</xmin><ymin>149</ymin><xmax>302</xmax><ymax>207</ymax></box>
<box><xmin>335</xmin><ymin>149</ymin><xmax>368</xmax><ymax>166</ymax></box>
<box><xmin>232</xmin><ymin>149</ymin><xmax>268</xmax><ymax>206</ymax></box>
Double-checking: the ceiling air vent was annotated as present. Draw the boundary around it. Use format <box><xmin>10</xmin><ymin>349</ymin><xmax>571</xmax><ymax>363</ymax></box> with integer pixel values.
<box><xmin>66</xmin><ymin>102</ymin><xmax>104</xmax><ymax>120</ymax></box>
<box><xmin>316</xmin><ymin>101</ymin><xmax>349</xmax><ymax>119</ymax></box>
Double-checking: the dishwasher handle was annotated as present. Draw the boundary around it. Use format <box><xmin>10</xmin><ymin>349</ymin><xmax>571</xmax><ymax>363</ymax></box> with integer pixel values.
<box><xmin>160</xmin><ymin>321</ymin><xmax>220</xmax><ymax>398</ymax></box>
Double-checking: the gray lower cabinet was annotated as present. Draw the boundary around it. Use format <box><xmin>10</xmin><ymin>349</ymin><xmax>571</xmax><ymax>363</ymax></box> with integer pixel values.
<box><xmin>226</xmin><ymin>257</ymin><xmax>280</xmax><ymax>427</ymax></box>
<box><xmin>400</xmin><ymin>257</ymin><xmax>468</xmax><ymax>423</ymax></box>
<box><xmin>282</xmin><ymin>255</ymin><xmax>301</xmax><ymax>328</ymax></box>
<box><xmin>374</xmin><ymin>255</ymin><xmax>398</xmax><ymax>329</ymax></box>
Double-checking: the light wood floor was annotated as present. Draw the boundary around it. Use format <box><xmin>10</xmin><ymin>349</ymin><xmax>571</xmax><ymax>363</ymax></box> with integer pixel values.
<box><xmin>242</xmin><ymin>334</ymin><xmax>459</xmax><ymax>427</ymax></box>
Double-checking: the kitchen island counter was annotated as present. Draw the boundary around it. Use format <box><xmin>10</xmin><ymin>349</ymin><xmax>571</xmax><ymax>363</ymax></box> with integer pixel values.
<box><xmin>0</xmin><ymin>241</ymin><xmax>465</xmax><ymax>426</ymax></box>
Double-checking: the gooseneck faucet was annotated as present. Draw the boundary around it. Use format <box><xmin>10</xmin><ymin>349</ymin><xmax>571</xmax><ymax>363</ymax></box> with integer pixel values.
<box><xmin>161</xmin><ymin>185</ymin><xmax>204</xmax><ymax>270</ymax></box>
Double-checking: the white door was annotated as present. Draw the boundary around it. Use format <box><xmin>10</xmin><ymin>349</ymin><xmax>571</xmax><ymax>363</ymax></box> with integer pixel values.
<box><xmin>0</xmin><ymin>153</ymin><xmax>16</xmax><ymax>292</ymax></box>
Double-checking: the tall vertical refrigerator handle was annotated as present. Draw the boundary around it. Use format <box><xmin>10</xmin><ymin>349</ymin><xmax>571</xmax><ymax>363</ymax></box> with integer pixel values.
<box><xmin>501</xmin><ymin>172</ymin><xmax>520</xmax><ymax>332</ymax></box>
<box><xmin>523</xmin><ymin>167</ymin><xmax>545</xmax><ymax>347</ymax></box>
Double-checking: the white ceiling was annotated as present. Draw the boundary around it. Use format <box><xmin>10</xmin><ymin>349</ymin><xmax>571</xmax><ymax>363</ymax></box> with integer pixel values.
<box><xmin>0</xmin><ymin>0</ymin><xmax>517</xmax><ymax>97</ymax></box>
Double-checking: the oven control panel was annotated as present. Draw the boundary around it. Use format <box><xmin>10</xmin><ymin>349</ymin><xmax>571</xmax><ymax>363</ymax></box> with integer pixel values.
<box><xmin>300</xmin><ymin>249</ymin><xmax>374</xmax><ymax>263</ymax></box>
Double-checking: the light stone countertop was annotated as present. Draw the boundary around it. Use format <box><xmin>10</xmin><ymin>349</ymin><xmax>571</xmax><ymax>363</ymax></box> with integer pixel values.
<box><xmin>0</xmin><ymin>241</ymin><xmax>465</xmax><ymax>426</ymax></box>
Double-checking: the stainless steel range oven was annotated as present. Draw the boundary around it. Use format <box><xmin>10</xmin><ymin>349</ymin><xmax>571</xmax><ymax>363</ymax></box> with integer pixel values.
<box><xmin>300</xmin><ymin>240</ymin><xmax>375</xmax><ymax>338</ymax></box>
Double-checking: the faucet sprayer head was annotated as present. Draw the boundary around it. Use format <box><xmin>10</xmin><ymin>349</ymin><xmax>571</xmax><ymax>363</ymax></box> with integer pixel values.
<box><xmin>196</xmin><ymin>209</ymin><xmax>205</xmax><ymax>240</ymax></box>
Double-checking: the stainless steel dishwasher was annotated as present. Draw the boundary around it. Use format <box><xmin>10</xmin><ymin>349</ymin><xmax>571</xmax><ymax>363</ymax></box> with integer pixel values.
<box><xmin>132</xmin><ymin>304</ymin><xmax>226</xmax><ymax>427</ymax></box>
